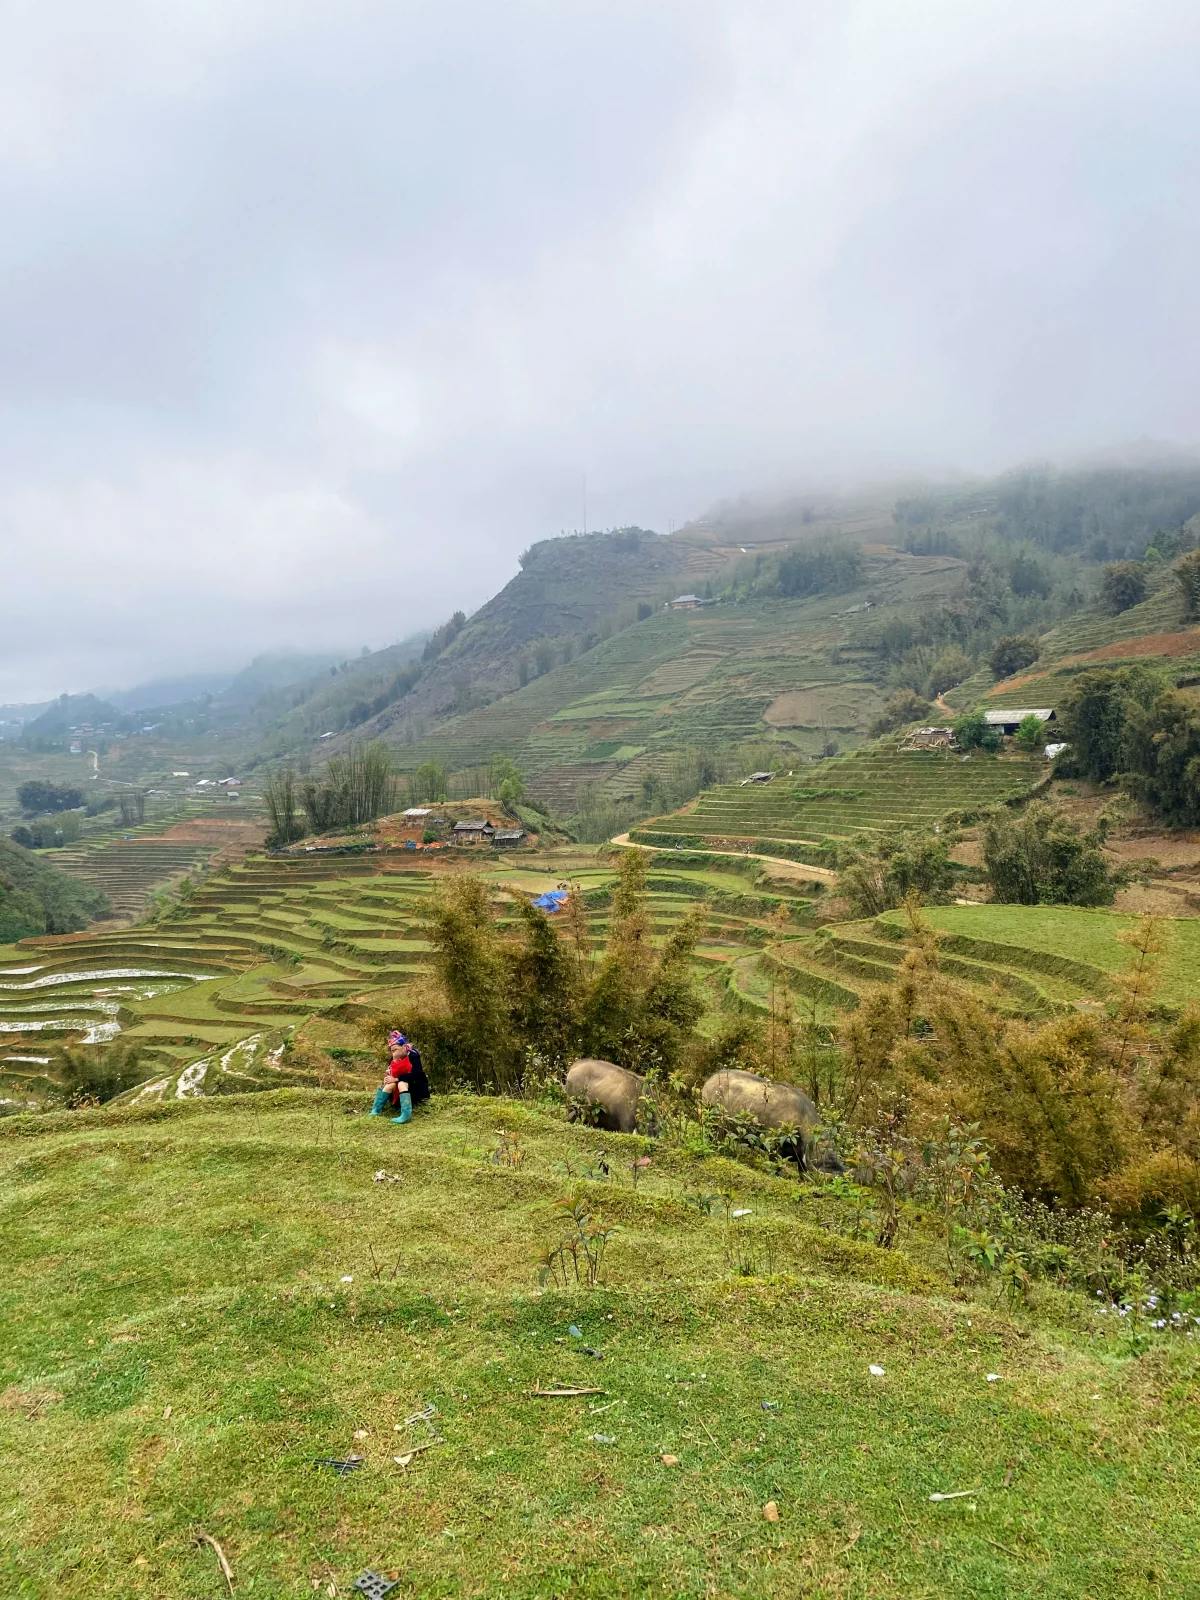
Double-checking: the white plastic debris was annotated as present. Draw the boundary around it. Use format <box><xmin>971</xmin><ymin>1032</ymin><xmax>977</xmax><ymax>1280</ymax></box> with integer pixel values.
<box><xmin>869</xmin><ymin>1364</ymin><xmax>886</xmax><ymax>1377</ymax></box>
<box><xmin>730</xmin><ymin>1208</ymin><xmax>752</xmax><ymax>1218</ymax></box>
<box><xmin>340</xmin><ymin>1275</ymin><xmax>354</xmax><ymax>1284</ymax></box>
<box><xmin>929</xmin><ymin>1488</ymin><xmax>979</xmax><ymax>1502</ymax></box>
<box><xmin>985</xmin><ymin>1373</ymin><xmax>1001</xmax><ymax>1382</ymax></box>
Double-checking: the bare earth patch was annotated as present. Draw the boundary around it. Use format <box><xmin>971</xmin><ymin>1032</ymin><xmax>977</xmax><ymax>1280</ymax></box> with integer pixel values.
<box><xmin>0</xmin><ymin>1386</ymin><xmax>61</xmax><ymax>1418</ymax></box>
<box><xmin>993</xmin><ymin>628</ymin><xmax>1200</xmax><ymax>695</ymax></box>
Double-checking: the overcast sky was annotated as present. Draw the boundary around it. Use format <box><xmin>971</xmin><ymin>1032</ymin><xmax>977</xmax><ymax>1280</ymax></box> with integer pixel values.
<box><xmin>2</xmin><ymin>0</ymin><xmax>1198</xmax><ymax>700</ymax></box>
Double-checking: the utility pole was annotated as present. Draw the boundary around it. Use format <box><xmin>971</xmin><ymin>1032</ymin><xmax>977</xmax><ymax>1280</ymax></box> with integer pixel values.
<box><xmin>582</xmin><ymin>471</ymin><xmax>588</xmax><ymax>536</ymax></box>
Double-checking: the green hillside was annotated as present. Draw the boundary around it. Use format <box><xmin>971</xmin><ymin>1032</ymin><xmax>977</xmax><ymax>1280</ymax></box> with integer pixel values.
<box><xmin>0</xmin><ymin>838</ymin><xmax>107</xmax><ymax>943</ymax></box>
<box><xmin>386</xmin><ymin>549</ymin><xmax>967</xmax><ymax>813</ymax></box>
<box><xmin>1</xmin><ymin>1092</ymin><xmax>1196</xmax><ymax>1599</ymax></box>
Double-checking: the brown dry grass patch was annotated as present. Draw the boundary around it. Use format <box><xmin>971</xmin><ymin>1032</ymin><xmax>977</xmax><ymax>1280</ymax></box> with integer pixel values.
<box><xmin>994</xmin><ymin>628</ymin><xmax>1200</xmax><ymax>695</ymax></box>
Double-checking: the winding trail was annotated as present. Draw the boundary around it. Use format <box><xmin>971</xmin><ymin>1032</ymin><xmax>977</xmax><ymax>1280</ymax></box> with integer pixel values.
<box><xmin>610</xmin><ymin>833</ymin><xmax>835</xmax><ymax>883</ymax></box>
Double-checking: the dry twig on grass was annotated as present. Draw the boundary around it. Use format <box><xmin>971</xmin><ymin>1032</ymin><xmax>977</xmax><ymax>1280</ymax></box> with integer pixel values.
<box><xmin>531</xmin><ymin>1386</ymin><xmax>605</xmax><ymax>1398</ymax></box>
<box><xmin>195</xmin><ymin>1529</ymin><xmax>235</xmax><ymax>1596</ymax></box>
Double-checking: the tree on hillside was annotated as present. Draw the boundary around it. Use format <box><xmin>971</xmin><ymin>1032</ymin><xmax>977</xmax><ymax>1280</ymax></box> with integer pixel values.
<box><xmin>118</xmin><ymin>790</ymin><xmax>146</xmax><ymax>827</ymax></box>
<box><xmin>263</xmin><ymin>769</ymin><xmax>304</xmax><ymax>848</ymax></box>
<box><xmin>427</xmin><ymin>876</ymin><xmax>517</xmax><ymax>1089</ymax></box>
<box><xmin>505</xmin><ymin>897</ymin><xmax>581</xmax><ymax>1072</ymax></box>
<box><xmin>17</xmin><ymin>780</ymin><xmax>83</xmax><ymax>815</ymax></box>
<box><xmin>1008</xmin><ymin>550</ymin><xmax>1051</xmax><ymax>597</ymax></box>
<box><xmin>1174</xmin><ymin>549</ymin><xmax>1200</xmax><ymax>618</ymax></box>
<box><xmin>1101</xmin><ymin>561</ymin><xmax>1149</xmax><ymax>614</ymax></box>
<box><xmin>927</xmin><ymin>646</ymin><xmax>974</xmax><ymax>697</ymax></box>
<box><xmin>422</xmin><ymin>610</ymin><xmax>466</xmax><ymax>662</ymax></box>
<box><xmin>1121</xmin><ymin>689</ymin><xmax>1200</xmax><ymax>825</ymax></box>
<box><xmin>1057</xmin><ymin>667</ymin><xmax>1161</xmax><ymax>782</ymax></box>
<box><xmin>988</xmin><ymin>635</ymin><xmax>1039</xmax><ymax>680</ymax></box>
<box><xmin>490</xmin><ymin>755</ymin><xmax>525</xmax><ymax>811</ymax></box>
<box><xmin>773</xmin><ymin>543</ymin><xmax>863</xmax><ymax>599</ymax></box>
<box><xmin>411</xmin><ymin>761</ymin><xmax>448</xmax><ymax>803</ymax></box>
<box><xmin>981</xmin><ymin>803</ymin><xmax>1115</xmax><ymax>906</ymax></box>
<box><xmin>870</xmin><ymin>689</ymin><xmax>932</xmax><ymax>737</ymax></box>
<box><xmin>836</xmin><ymin>831</ymin><xmax>956</xmax><ymax>917</ymax></box>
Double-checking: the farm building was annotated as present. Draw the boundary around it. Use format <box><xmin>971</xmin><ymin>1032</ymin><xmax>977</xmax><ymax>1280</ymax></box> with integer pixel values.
<box><xmin>983</xmin><ymin>708</ymin><xmax>1056</xmax><ymax>736</ymax></box>
<box><xmin>452</xmin><ymin>819</ymin><xmax>495</xmax><ymax>842</ymax></box>
<box><xmin>493</xmin><ymin>828</ymin><xmax>527</xmax><ymax>848</ymax></box>
<box><xmin>900</xmin><ymin>727</ymin><xmax>957</xmax><ymax>751</ymax></box>
<box><xmin>670</xmin><ymin>594</ymin><xmax>704</xmax><ymax>610</ymax></box>
<box><xmin>402</xmin><ymin>807</ymin><xmax>432</xmax><ymax>820</ymax></box>
<box><xmin>740</xmin><ymin>771</ymin><xmax>773</xmax><ymax>786</ymax></box>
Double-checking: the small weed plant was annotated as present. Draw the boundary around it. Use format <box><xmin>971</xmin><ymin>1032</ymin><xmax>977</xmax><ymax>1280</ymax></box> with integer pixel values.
<box><xmin>539</xmin><ymin>1199</ymin><xmax>615</xmax><ymax>1289</ymax></box>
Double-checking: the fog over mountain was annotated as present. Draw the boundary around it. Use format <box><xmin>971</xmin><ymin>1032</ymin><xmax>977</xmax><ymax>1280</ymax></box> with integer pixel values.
<box><xmin>2</xmin><ymin>0</ymin><xmax>1198</xmax><ymax>700</ymax></box>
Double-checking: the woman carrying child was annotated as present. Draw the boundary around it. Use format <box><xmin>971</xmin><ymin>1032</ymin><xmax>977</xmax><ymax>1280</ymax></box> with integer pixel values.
<box><xmin>370</xmin><ymin>1031</ymin><xmax>431</xmax><ymax>1124</ymax></box>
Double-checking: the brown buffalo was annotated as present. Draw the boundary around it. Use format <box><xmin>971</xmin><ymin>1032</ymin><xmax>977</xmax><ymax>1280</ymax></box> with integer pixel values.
<box><xmin>565</xmin><ymin>1058</ymin><xmax>648</xmax><ymax>1135</ymax></box>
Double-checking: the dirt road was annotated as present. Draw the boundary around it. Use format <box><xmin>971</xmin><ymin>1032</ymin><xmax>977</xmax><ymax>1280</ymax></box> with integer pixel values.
<box><xmin>610</xmin><ymin>833</ymin><xmax>836</xmax><ymax>883</ymax></box>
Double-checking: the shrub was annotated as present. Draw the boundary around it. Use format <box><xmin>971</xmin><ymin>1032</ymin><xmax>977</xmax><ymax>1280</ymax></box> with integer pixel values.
<box><xmin>836</xmin><ymin>832</ymin><xmax>956</xmax><ymax>917</ymax></box>
<box><xmin>981</xmin><ymin>803</ymin><xmax>1115</xmax><ymax>906</ymax></box>
<box><xmin>953</xmin><ymin>711</ymin><xmax>1001</xmax><ymax>751</ymax></box>
<box><xmin>1014</xmin><ymin>713</ymin><xmax>1046</xmax><ymax>751</ymax></box>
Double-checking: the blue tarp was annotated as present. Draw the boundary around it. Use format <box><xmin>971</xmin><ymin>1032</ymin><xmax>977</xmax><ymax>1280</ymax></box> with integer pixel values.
<box><xmin>532</xmin><ymin>890</ymin><xmax>569</xmax><ymax>912</ymax></box>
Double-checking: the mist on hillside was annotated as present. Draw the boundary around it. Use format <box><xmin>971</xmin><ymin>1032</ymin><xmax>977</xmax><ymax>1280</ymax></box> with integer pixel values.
<box><xmin>2</xmin><ymin>0</ymin><xmax>1198</xmax><ymax>701</ymax></box>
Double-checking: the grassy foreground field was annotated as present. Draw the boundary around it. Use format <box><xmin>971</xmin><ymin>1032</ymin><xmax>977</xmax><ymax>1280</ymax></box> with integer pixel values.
<box><xmin>1</xmin><ymin>1093</ymin><xmax>1197</xmax><ymax>1599</ymax></box>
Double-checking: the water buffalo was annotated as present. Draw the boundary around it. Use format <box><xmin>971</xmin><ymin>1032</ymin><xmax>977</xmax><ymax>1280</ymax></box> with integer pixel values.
<box><xmin>700</xmin><ymin>1068</ymin><xmax>841</xmax><ymax>1173</ymax></box>
<box><xmin>565</xmin><ymin>1058</ymin><xmax>648</xmax><ymax>1135</ymax></box>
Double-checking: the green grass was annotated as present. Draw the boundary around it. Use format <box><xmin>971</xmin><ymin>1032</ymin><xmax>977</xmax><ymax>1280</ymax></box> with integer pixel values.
<box><xmin>0</xmin><ymin>1092</ymin><xmax>1196</xmax><ymax>1598</ymax></box>
<box><xmin>884</xmin><ymin>904</ymin><xmax>1200</xmax><ymax>1012</ymax></box>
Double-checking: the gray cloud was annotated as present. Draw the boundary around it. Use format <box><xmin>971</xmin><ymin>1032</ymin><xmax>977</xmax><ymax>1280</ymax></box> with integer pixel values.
<box><xmin>2</xmin><ymin>0</ymin><xmax>1198</xmax><ymax>698</ymax></box>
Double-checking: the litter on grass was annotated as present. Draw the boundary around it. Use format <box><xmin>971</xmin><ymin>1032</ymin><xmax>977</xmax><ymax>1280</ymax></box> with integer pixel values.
<box><xmin>314</xmin><ymin>1455</ymin><xmax>364</xmax><ymax>1476</ymax></box>
<box><xmin>353</xmin><ymin>1573</ymin><xmax>400</xmax><ymax>1600</ymax></box>
<box><xmin>868</xmin><ymin>1365</ymin><xmax>886</xmax><ymax>1377</ymax></box>
<box><xmin>929</xmin><ymin>1488</ymin><xmax>980</xmax><ymax>1502</ymax></box>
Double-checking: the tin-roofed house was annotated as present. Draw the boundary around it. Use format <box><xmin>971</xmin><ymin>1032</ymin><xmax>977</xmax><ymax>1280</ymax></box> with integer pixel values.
<box><xmin>451</xmin><ymin>818</ymin><xmax>495</xmax><ymax>843</ymax></box>
<box><xmin>983</xmin><ymin>708</ymin><xmax>1056</xmax><ymax>737</ymax></box>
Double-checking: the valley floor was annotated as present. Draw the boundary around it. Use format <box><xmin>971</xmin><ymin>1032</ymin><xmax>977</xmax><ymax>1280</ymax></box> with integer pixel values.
<box><xmin>1</xmin><ymin>1093</ymin><xmax>1197</xmax><ymax>1599</ymax></box>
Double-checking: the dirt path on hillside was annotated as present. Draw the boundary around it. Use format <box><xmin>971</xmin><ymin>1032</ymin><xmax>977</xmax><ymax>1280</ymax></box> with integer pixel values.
<box><xmin>610</xmin><ymin>833</ymin><xmax>836</xmax><ymax>883</ymax></box>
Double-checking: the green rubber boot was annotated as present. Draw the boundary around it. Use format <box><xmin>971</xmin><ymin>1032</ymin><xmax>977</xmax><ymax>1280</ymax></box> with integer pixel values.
<box><xmin>391</xmin><ymin>1092</ymin><xmax>413</xmax><ymax>1125</ymax></box>
<box><xmin>369</xmin><ymin>1087</ymin><xmax>391</xmax><ymax>1116</ymax></box>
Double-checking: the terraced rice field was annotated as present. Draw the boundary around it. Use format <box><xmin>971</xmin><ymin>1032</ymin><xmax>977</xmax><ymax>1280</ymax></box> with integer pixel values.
<box><xmin>633</xmin><ymin>747</ymin><xmax>1045</xmax><ymax>864</ymax></box>
<box><xmin>0</xmin><ymin>847</ymin><xmax>822</xmax><ymax>1107</ymax></box>
<box><xmin>881</xmin><ymin>903</ymin><xmax>1200</xmax><ymax>1014</ymax></box>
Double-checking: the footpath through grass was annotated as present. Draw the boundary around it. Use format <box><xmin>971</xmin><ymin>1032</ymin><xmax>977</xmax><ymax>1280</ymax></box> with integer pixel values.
<box><xmin>1</xmin><ymin>1093</ymin><xmax>1197</xmax><ymax>1598</ymax></box>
